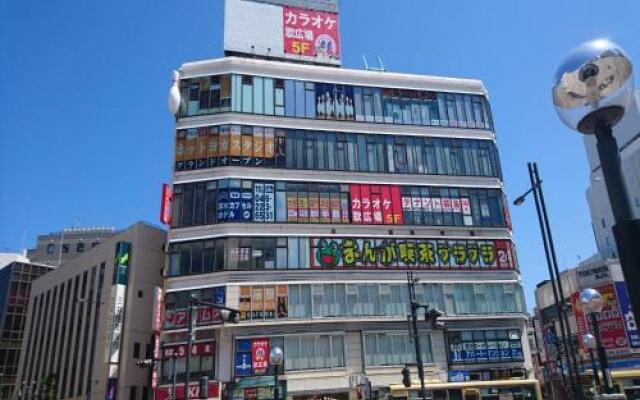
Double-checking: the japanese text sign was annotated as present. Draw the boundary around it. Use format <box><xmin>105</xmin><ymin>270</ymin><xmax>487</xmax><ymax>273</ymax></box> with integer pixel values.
<box><xmin>283</xmin><ymin>6</ymin><xmax>340</xmax><ymax>60</ymax></box>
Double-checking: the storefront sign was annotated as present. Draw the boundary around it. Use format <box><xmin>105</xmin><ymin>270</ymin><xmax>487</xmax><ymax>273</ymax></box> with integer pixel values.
<box><xmin>283</xmin><ymin>6</ymin><xmax>340</xmax><ymax>60</ymax></box>
<box><xmin>251</xmin><ymin>338</ymin><xmax>270</xmax><ymax>374</ymax></box>
<box><xmin>448</xmin><ymin>371</ymin><xmax>470</xmax><ymax>382</ymax></box>
<box><xmin>310</xmin><ymin>238</ymin><xmax>517</xmax><ymax>269</ymax></box>
<box><xmin>615</xmin><ymin>282</ymin><xmax>640</xmax><ymax>348</ymax></box>
<box><xmin>254</xmin><ymin>183</ymin><xmax>275</xmax><ymax>222</ymax></box>
<box><xmin>576</xmin><ymin>263</ymin><xmax>612</xmax><ymax>288</ymax></box>
<box><xmin>154</xmin><ymin>382</ymin><xmax>219</xmax><ymax>400</ymax></box>
<box><xmin>573</xmin><ymin>283</ymin><xmax>629</xmax><ymax>353</ymax></box>
<box><xmin>163</xmin><ymin>342</ymin><xmax>215</xmax><ymax>358</ymax></box>
<box><xmin>164</xmin><ymin>287</ymin><xmax>226</xmax><ymax>329</ymax></box>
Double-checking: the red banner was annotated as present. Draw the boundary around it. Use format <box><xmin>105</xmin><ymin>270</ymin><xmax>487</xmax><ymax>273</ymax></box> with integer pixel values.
<box><xmin>251</xmin><ymin>338</ymin><xmax>269</xmax><ymax>374</ymax></box>
<box><xmin>154</xmin><ymin>382</ymin><xmax>219</xmax><ymax>400</ymax></box>
<box><xmin>283</xmin><ymin>6</ymin><xmax>340</xmax><ymax>60</ymax></box>
<box><xmin>573</xmin><ymin>284</ymin><xmax>629</xmax><ymax>352</ymax></box>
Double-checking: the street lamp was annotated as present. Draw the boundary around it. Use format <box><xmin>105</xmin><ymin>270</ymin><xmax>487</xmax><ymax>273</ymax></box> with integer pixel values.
<box><xmin>578</xmin><ymin>288</ymin><xmax>613</xmax><ymax>394</ymax></box>
<box><xmin>514</xmin><ymin>163</ymin><xmax>579</xmax><ymax>399</ymax></box>
<box><xmin>269</xmin><ymin>346</ymin><xmax>284</xmax><ymax>400</ymax></box>
<box><xmin>553</xmin><ymin>39</ymin><xmax>640</xmax><ymax>325</ymax></box>
<box><xmin>583</xmin><ymin>333</ymin><xmax>602</xmax><ymax>394</ymax></box>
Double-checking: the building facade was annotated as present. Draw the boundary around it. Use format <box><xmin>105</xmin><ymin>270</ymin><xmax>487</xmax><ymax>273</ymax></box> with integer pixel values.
<box><xmin>15</xmin><ymin>222</ymin><xmax>165</xmax><ymax>400</ymax></box>
<box><xmin>0</xmin><ymin>256</ymin><xmax>54</xmax><ymax>399</ymax></box>
<box><xmin>158</xmin><ymin>2</ymin><xmax>529</xmax><ymax>398</ymax></box>
<box><xmin>533</xmin><ymin>257</ymin><xmax>640</xmax><ymax>399</ymax></box>
<box><xmin>27</xmin><ymin>227</ymin><xmax>119</xmax><ymax>266</ymax></box>
<box><xmin>583</xmin><ymin>88</ymin><xmax>640</xmax><ymax>259</ymax></box>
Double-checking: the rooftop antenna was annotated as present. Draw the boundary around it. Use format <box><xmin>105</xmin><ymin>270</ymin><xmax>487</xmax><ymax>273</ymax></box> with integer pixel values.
<box><xmin>361</xmin><ymin>54</ymin><xmax>370</xmax><ymax>70</ymax></box>
<box><xmin>362</xmin><ymin>54</ymin><xmax>386</xmax><ymax>72</ymax></box>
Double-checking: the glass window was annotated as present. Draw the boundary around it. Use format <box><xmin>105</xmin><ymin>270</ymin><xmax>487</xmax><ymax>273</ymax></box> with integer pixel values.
<box><xmin>241</xmin><ymin>75</ymin><xmax>253</xmax><ymax>113</ymax></box>
<box><xmin>295</xmin><ymin>81</ymin><xmax>305</xmax><ymax>117</ymax></box>
<box><xmin>284</xmin><ymin>80</ymin><xmax>295</xmax><ymax>117</ymax></box>
<box><xmin>253</xmin><ymin>76</ymin><xmax>264</xmax><ymax>114</ymax></box>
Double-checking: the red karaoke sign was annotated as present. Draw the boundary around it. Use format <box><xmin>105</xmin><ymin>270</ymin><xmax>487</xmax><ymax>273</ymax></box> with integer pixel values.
<box><xmin>283</xmin><ymin>6</ymin><xmax>340</xmax><ymax>60</ymax></box>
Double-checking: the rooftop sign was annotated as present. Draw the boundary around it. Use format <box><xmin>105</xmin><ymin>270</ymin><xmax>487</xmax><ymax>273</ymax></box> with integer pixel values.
<box><xmin>224</xmin><ymin>0</ymin><xmax>341</xmax><ymax>66</ymax></box>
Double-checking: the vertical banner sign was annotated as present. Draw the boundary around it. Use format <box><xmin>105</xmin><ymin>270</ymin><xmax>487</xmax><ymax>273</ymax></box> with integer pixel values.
<box><xmin>251</xmin><ymin>338</ymin><xmax>270</xmax><ymax>375</ymax></box>
<box><xmin>615</xmin><ymin>282</ymin><xmax>640</xmax><ymax>348</ymax></box>
<box><xmin>160</xmin><ymin>183</ymin><xmax>173</xmax><ymax>225</ymax></box>
<box><xmin>360</xmin><ymin>185</ymin><xmax>372</xmax><ymax>224</ymax></box>
<box><xmin>264</xmin><ymin>183</ymin><xmax>275</xmax><ymax>222</ymax></box>
<box><xmin>350</xmin><ymin>185</ymin><xmax>362</xmax><ymax>224</ymax></box>
<box><xmin>381</xmin><ymin>186</ymin><xmax>393</xmax><ymax>224</ymax></box>
<box><xmin>105</xmin><ymin>241</ymin><xmax>131</xmax><ymax>400</ymax></box>
<box><xmin>283</xmin><ymin>6</ymin><xmax>340</xmax><ymax>60</ymax></box>
<box><xmin>390</xmin><ymin>186</ymin><xmax>403</xmax><ymax>224</ymax></box>
<box><xmin>371</xmin><ymin>186</ymin><xmax>383</xmax><ymax>224</ymax></box>
<box><xmin>254</xmin><ymin>183</ymin><xmax>265</xmax><ymax>222</ymax></box>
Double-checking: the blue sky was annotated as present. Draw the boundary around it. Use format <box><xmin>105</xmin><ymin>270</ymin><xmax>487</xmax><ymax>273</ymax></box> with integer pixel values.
<box><xmin>1</xmin><ymin>0</ymin><xmax>638</xmax><ymax>308</ymax></box>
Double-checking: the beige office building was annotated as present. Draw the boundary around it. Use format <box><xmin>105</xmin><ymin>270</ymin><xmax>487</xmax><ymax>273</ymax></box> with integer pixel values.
<box><xmin>15</xmin><ymin>222</ymin><xmax>166</xmax><ymax>400</ymax></box>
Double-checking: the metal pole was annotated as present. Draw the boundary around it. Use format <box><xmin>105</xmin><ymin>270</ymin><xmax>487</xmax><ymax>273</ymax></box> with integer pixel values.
<box><xmin>273</xmin><ymin>364</ymin><xmax>279</xmax><ymax>400</ymax></box>
<box><xmin>527</xmin><ymin>162</ymin><xmax>576</xmax><ymax>400</ymax></box>
<box><xmin>172</xmin><ymin>356</ymin><xmax>177</xmax><ymax>400</ymax></box>
<box><xmin>588</xmin><ymin>349</ymin><xmax>601</xmax><ymax>394</ymax></box>
<box><xmin>185</xmin><ymin>301</ymin><xmax>195</xmax><ymax>399</ymax></box>
<box><xmin>407</xmin><ymin>272</ymin><xmax>426</xmax><ymax>400</ymax></box>
<box><xmin>533</xmin><ymin>163</ymin><xmax>581</xmax><ymax>384</ymax></box>
<box><xmin>589</xmin><ymin>313</ymin><xmax>612</xmax><ymax>394</ymax></box>
<box><xmin>594</xmin><ymin>121</ymin><xmax>640</xmax><ymax>325</ymax></box>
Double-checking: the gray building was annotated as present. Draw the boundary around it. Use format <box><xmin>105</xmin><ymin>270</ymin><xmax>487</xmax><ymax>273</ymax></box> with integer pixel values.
<box><xmin>15</xmin><ymin>222</ymin><xmax>166</xmax><ymax>400</ymax></box>
<box><xmin>584</xmin><ymin>88</ymin><xmax>640</xmax><ymax>259</ymax></box>
<box><xmin>27</xmin><ymin>227</ymin><xmax>118</xmax><ymax>266</ymax></box>
<box><xmin>0</xmin><ymin>255</ymin><xmax>54</xmax><ymax>399</ymax></box>
<box><xmin>157</xmin><ymin>1</ymin><xmax>530</xmax><ymax>399</ymax></box>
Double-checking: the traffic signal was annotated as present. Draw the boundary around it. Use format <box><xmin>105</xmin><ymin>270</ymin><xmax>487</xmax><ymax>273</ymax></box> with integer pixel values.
<box><xmin>425</xmin><ymin>308</ymin><xmax>444</xmax><ymax>329</ymax></box>
<box><xmin>135</xmin><ymin>359</ymin><xmax>154</xmax><ymax>369</ymax></box>
<box><xmin>220</xmin><ymin>309</ymin><xmax>239</xmax><ymax>323</ymax></box>
<box><xmin>401</xmin><ymin>366</ymin><xmax>411</xmax><ymax>388</ymax></box>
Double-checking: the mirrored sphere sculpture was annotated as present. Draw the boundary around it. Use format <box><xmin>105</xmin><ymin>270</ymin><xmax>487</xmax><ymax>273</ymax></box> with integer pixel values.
<box><xmin>553</xmin><ymin>39</ymin><xmax>634</xmax><ymax>134</ymax></box>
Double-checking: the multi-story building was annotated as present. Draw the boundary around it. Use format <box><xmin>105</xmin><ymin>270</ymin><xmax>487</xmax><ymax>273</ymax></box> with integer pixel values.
<box><xmin>15</xmin><ymin>222</ymin><xmax>165</xmax><ymax>400</ymax></box>
<box><xmin>157</xmin><ymin>1</ymin><xmax>530</xmax><ymax>399</ymax></box>
<box><xmin>0</xmin><ymin>255</ymin><xmax>54</xmax><ymax>398</ymax></box>
<box><xmin>584</xmin><ymin>88</ymin><xmax>640</xmax><ymax>259</ymax></box>
<box><xmin>27</xmin><ymin>226</ymin><xmax>118</xmax><ymax>266</ymax></box>
<box><xmin>534</xmin><ymin>256</ymin><xmax>640</xmax><ymax>399</ymax></box>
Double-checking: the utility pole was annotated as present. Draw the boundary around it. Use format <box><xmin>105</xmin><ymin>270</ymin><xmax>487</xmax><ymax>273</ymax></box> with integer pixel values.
<box><xmin>407</xmin><ymin>271</ymin><xmax>427</xmax><ymax>400</ymax></box>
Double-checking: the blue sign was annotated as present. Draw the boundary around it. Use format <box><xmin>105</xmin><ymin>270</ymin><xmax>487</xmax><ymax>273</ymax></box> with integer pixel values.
<box><xmin>235</xmin><ymin>352</ymin><xmax>252</xmax><ymax>377</ymax></box>
<box><xmin>217</xmin><ymin>190</ymin><xmax>229</xmax><ymax>221</ymax></box>
<box><xmin>214</xmin><ymin>287</ymin><xmax>226</xmax><ymax>305</ymax></box>
<box><xmin>615</xmin><ymin>282</ymin><xmax>640</xmax><ymax>348</ymax></box>
<box><xmin>448</xmin><ymin>371</ymin><xmax>470</xmax><ymax>382</ymax></box>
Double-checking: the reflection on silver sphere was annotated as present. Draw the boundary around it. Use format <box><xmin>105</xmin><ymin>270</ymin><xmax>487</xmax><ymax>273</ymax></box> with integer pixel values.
<box><xmin>552</xmin><ymin>39</ymin><xmax>634</xmax><ymax>134</ymax></box>
<box><xmin>269</xmin><ymin>346</ymin><xmax>284</xmax><ymax>366</ymax></box>
<box><xmin>583</xmin><ymin>333</ymin><xmax>597</xmax><ymax>350</ymax></box>
<box><xmin>578</xmin><ymin>288</ymin><xmax>604</xmax><ymax>314</ymax></box>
